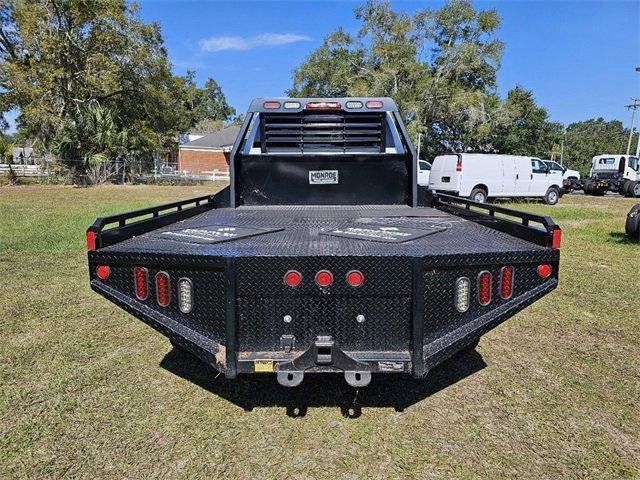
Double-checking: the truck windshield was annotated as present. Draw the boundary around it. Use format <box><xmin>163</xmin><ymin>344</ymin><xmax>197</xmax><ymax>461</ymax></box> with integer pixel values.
<box><xmin>629</xmin><ymin>156</ymin><xmax>639</xmax><ymax>171</ymax></box>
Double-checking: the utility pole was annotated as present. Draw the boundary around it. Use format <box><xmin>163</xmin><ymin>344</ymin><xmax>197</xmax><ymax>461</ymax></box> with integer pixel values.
<box><xmin>416</xmin><ymin>132</ymin><xmax>421</xmax><ymax>160</ymax></box>
<box><xmin>625</xmin><ymin>98</ymin><xmax>640</xmax><ymax>155</ymax></box>
<box><xmin>635</xmin><ymin>68</ymin><xmax>640</xmax><ymax>156</ymax></box>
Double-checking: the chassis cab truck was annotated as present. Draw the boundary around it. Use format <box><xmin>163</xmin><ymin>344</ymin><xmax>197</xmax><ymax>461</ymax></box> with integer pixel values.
<box><xmin>87</xmin><ymin>98</ymin><xmax>561</xmax><ymax>387</ymax></box>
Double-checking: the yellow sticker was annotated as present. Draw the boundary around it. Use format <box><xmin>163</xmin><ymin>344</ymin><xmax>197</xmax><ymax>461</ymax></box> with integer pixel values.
<box><xmin>254</xmin><ymin>360</ymin><xmax>274</xmax><ymax>373</ymax></box>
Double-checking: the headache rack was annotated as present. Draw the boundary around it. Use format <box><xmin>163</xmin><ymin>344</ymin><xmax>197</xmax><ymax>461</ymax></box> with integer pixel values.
<box><xmin>260</xmin><ymin>111</ymin><xmax>386</xmax><ymax>154</ymax></box>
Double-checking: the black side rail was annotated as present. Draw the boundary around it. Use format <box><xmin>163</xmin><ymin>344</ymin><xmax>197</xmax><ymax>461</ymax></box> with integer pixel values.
<box><xmin>431</xmin><ymin>193</ymin><xmax>561</xmax><ymax>248</ymax></box>
<box><xmin>87</xmin><ymin>191</ymin><xmax>224</xmax><ymax>250</ymax></box>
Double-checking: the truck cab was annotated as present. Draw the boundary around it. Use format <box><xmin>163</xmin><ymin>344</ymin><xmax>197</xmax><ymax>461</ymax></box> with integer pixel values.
<box><xmin>585</xmin><ymin>154</ymin><xmax>640</xmax><ymax>197</ymax></box>
<box><xmin>86</xmin><ymin>98</ymin><xmax>561</xmax><ymax>388</ymax></box>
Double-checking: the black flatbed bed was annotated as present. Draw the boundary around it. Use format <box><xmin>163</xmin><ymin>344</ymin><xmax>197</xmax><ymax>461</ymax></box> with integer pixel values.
<box><xmin>101</xmin><ymin>204</ymin><xmax>544</xmax><ymax>258</ymax></box>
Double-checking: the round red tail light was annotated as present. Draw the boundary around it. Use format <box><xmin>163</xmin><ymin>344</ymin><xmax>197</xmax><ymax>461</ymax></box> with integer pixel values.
<box><xmin>284</xmin><ymin>270</ymin><xmax>302</xmax><ymax>287</ymax></box>
<box><xmin>537</xmin><ymin>264</ymin><xmax>553</xmax><ymax>279</ymax></box>
<box><xmin>96</xmin><ymin>265</ymin><xmax>110</xmax><ymax>280</ymax></box>
<box><xmin>346</xmin><ymin>270</ymin><xmax>365</xmax><ymax>287</ymax></box>
<box><xmin>315</xmin><ymin>270</ymin><xmax>333</xmax><ymax>287</ymax></box>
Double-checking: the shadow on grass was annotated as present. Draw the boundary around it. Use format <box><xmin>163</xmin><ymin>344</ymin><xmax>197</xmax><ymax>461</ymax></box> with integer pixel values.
<box><xmin>160</xmin><ymin>348</ymin><xmax>486</xmax><ymax>418</ymax></box>
<box><xmin>608</xmin><ymin>232</ymin><xmax>638</xmax><ymax>244</ymax></box>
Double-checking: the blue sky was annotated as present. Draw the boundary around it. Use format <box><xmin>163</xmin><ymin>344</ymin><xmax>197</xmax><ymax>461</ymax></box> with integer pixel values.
<box><xmin>5</xmin><ymin>0</ymin><xmax>640</xmax><ymax>132</ymax></box>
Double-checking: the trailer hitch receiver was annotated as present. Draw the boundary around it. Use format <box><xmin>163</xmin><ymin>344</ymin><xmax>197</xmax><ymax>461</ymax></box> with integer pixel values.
<box><xmin>276</xmin><ymin>336</ymin><xmax>372</xmax><ymax>387</ymax></box>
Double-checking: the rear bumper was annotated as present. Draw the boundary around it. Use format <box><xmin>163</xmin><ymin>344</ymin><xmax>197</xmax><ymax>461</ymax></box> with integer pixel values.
<box><xmin>89</xmin><ymin>248</ymin><xmax>559</xmax><ymax>386</ymax></box>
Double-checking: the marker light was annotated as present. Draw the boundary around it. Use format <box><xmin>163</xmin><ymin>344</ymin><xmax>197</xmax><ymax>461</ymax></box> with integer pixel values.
<box><xmin>283</xmin><ymin>101</ymin><xmax>301</xmax><ymax>109</ymax></box>
<box><xmin>306</xmin><ymin>101</ymin><xmax>341</xmax><ymax>110</ymax></box>
<box><xmin>455</xmin><ymin>277</ymin><xmax>470</xmax><ymax>313</ymax></box>
<box><xmin>345</xmin><ymin>100</ymin><xmax>363</xmax><ymax>109</ymax></box>
<box><xmin>263</xmin><ymin>101</ymin><xmax>280</xmax><ymax>109</ymax></box>
<box><xmin>548</xmin><ymin>227</ymin><xmax>562</xmax><ymax>249</ymax></box>
<box><xmin>96</xmin><ymin>265</ymin><xmax>110</xmax><ymax>280</ymax></box>
<box><xmin>284</xmin><ymin>270</ymin><xmax>303</xmax><ymax>287</ymax></box>
<box><xmin>156</xmin><ymin>271</ymin><xmax>171</xmax><ymax>307</ymax></box>
<box><xmin>365</xmin><ymin>100</ymin><xmax>383</xmax><ymax>109</ymax></box>
<box><xmin>86</xmin><ymin>231</ymin><xmax>97</xmax><ymax>251</ymax></box>
<box><xmin>478</xmin><ymin>271</ymin><xmax>492</xmax><ymax>306</ymax></box>
<box><xmin>537</xmin><ymin>264</ymin><xmax>553</xmax><ymax>279</ymax></box>
<box><xmin>500</xmin><ymin>266</ymin><xmax>514</xmax><ymax>300</ymax></box>
<box><xmin>134</xmin><ymin>267</ymin><xmax>149</xmax><ymax>300</ymax></box>
<box><xmin>177</xmin><ymin>278</ymin><xmax>194</xmax><ymax>314</ymax></box>
<box><xmin>346</xmin><ymin>270</ymin><xmax>365</xmax><ymax>287</ymax></box>
<box><xmin>456</xmin><ymin>156</ymin><xmax>463</xmax><ymax>172</ymax></box>
<box><xmin>315</xmin><ymin>270</ymin><xmax>334</xmax><ymax>287</ymax></box>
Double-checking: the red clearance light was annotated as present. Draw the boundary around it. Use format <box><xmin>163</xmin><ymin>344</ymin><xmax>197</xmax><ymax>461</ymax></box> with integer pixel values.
<box><xmin>96</xmin><ymin>265</ymin><xmax>111</xmax><ymax>280</ymax></box>
<box><xmin>134</xmin><ymin>266</ymin><xmax>149</xmax><ymax>300</ymax></box>
<box><xmin>86</xmin><ymin>231</ymin><xmax>97</xmax><ymax>251</ymax></box>
<box><xmin>537</xmin><ymin>264</ymin><xmax>553</xmax><ymax>279</ymax></box>
<box><xmin>315</xmin><ymin>270</ymin><xmax>334</xmax><ymax>287</ymax></box>
<box><xmin>156</xmin><ymin>271</ymin><xmax>171</xmax><ymax>307</ymax></box>
<box><xmin>284</xmin><ymin>270</ymin><xmax>303</xmax><ymax>287</ymax></box>
<box><xmin>305</xmin><ymin>101</ymin><xmax>341</xmax><ymax>110</ymax></box>
<box><xmin>500</xmin><ymin>266</ymin><xmax>514</xmax><ymax>300</ymax></box>
<box><xmin>365</xmin><ymin>100</ymin><xmax>383</xmax><ymax>109</ymax></box>
<box><xmin>346</xmin><ymin>270</ymin><xmax>365</xmax><ymax>287</ymax></box>
<box><xmin>456</xmin><ymin>156</ymin><xmax>463</xmax><ymax>172</ymax></box>
<box><xmin>548</xmin><ymin>227</ymin><xmax>562</xmax><ymax>249</ymax></box>
<box><xmin>478</xmin><ymin>271</ymin><xmax>492</xmax><ymax>306</ymax></box>
<box><xmin>263</xmin><ymin>101</ymin><xmax>280</xmax><ymax>109</ymax></box>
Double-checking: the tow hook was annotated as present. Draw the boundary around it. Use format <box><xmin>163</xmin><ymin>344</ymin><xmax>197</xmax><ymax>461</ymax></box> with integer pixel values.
<box><xmin>276</xmin><ymin>335</ymin><xmax>372</xmax><ymax>388</ymax></box>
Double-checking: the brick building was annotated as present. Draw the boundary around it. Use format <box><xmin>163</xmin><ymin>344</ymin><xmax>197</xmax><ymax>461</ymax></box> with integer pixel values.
<box><xmin>177</xmin><ymin>126</ymin><xmax>240</xmax><ymax>174</ymax></box>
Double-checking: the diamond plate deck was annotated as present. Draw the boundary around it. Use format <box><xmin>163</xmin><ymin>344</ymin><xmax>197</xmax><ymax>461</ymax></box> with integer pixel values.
<box><xmin>101</xmin><ymin>205</ymin><xmax>545</xmax><ymax>258</ymax></box>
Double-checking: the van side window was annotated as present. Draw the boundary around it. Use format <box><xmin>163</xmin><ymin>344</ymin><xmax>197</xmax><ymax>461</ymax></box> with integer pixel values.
<box><xmin>418</xmin><ymin>161</ymin><xmax>431</xmax><ymax>171</ymax></box>
<box><xmin>531</xmin><ymin>159</ymin><xmax>547</xmax><ymax>174</ymax></box>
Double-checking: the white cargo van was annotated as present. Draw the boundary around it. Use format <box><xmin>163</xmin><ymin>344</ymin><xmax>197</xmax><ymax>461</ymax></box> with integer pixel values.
<box><xmin>428</xmin><ymin>154</ymin><xmax>564</xmax><ymax>205</ymax></box>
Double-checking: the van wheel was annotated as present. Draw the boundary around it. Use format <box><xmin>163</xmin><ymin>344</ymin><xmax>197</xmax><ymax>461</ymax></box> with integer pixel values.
<box><xmin>469</xmin><ymin>188</ymin><xmax>487</xmax><ymax>203</ymax></box>
<box><xmin>544</xmin><ymin>187</ymin><xmax>560</xmax><ymax>205</ymax></box>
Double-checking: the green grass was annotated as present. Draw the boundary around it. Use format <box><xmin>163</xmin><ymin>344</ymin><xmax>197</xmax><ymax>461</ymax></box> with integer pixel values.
<box><xmin>1</xmin><ymin>185</ymin><xmax>639</xmax><ymax>478</ymax></box>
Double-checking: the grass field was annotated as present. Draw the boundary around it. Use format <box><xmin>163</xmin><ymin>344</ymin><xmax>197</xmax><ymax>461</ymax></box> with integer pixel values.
<box><xmin>1</xmin><ymin>185</ymin><xmax>639</xmax><ymax>479</ymax></box>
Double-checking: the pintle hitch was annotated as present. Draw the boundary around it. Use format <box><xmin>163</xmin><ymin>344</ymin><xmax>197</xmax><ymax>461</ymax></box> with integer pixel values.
<box><xmin>276</xmin><ymin>335</ymin><xmax>372</xmax><ymax>388</ymax></box>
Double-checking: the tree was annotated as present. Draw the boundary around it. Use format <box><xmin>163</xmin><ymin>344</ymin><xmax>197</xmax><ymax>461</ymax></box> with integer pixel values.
<box><xmin>289</xmin><ymin>0</ymin><xmax>506</xmax><ymax>158</ymax></box>
<box><xmin>0</xmin><ymin>0</ymin><xmax>234</xmax><ymax>179</ymax></box>
<box><xmin>492</xmin><ymin>87</ymin><xmax>563</xmax><ymax>158</ymax></box>
<box><xmin>563</xmin><ymin>118</ymin><xmax>631</xmax><ymax>174</ymax></box>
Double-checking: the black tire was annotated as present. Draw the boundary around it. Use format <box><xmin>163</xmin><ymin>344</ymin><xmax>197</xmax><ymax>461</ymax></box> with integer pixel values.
<box><xmin>620</xmin><ymin>180</ymin><xmax>631</xmax><ymax>196</ymax></box>
<box><xmin>469</xmin><ymin>187</ymin><xmax>487</xmax><ymax>203</ymax></box>
<box><xmin>583</xmin><ymin>180</ymin><xmax>595</xmax><ymax>195</ymax></box>
<box><xmin>626</xmin><ymin>204</ymin><xmax>640</xmax><ymax>240</ymax></box>
<box><xmin>543</xmin><ymin>187</ymin><xmax>560</xmax><ymax>205</ymax></box>
<box><xmin>630</xmin><ymin>181</ymin><xmax>640</xmax><ymax>198</ymax></box>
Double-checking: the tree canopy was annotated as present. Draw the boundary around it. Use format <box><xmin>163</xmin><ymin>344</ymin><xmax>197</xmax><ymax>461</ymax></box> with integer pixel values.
<box><xmin>289</xmin><ymin>0</ymin><xmax>568</xmax><ymax>162</ymax></box>
<box><xmin>0</xmin><ymin>0</ymin><xmax>234</xmax><ymax>177</ymax></box>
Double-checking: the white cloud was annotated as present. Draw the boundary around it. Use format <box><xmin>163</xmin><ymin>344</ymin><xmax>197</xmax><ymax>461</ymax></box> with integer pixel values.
<box><xmin>199</xmin><ymin>33</ymin><xmax>311</xmax><ymax>52</ymax></box>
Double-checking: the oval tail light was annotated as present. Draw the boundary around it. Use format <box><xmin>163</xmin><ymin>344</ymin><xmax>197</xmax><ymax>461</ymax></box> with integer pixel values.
<box><xmin>500</xmin><ymin>266</ymin><xmax>514</xmax><ymax>300</ymax></box>
<box><xmin>156</xmin><ymin>271</ymin><xmax>171</xmax><ymax>307</ymax></box>
<box><xmin>134</xmin><ymin>267</ymin><xmax>149</xmax><ymax>300</ymax></box>
<box><xmin>477</xmin><ymin>271</ymin><xmax>492</xmax><ymax>306</ymax></box>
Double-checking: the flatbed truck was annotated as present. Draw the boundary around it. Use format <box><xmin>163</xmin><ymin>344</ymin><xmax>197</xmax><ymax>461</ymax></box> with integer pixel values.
<box><xmin>87</xmin><ymin>98</ymin><xmax>561</xmax><ymax>387</ymax></box>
